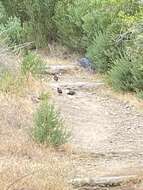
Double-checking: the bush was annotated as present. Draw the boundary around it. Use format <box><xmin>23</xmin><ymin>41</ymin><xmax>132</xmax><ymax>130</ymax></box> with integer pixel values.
<box><xmin>86</xmin><ymin>31</ymin><xmax>116</xmax><ymax>73</ymax></box>
<box><xmin>33</xmin><ymin>101</ymin><xmax>69</xmax><ymax>146</ymax></box>
<box><xmin>54</xmin><ymin>0</ymin><xmax>83</xmax><ymax>50</ymax></box>
<box><xmin>21</xmin><ymin>52</ymin><xmax>46</xmax><ymax>76</ymax></box>
<box><xmin>1</xmin><ymin>0</ymin><xmax>59</xmax><ymax>47</ymax></box>
<box><xmin>108</xmin><ymin>56</ymin><xmax>134</xmax><ymax>91</ymax></box>
<box><xmin>0</xmin><ymin>1</ymin><xmax>7</xmax><ymax>23</ymax></box>
<box><xmin>0</xmin><ymin>16</ymin><xmax>24</xmax><ymax>45</ymax></box>
<box><xmin>132</xmin><ymin>58</ymin><xmax>143</xmax><ymax>91</ymax></box>
<box><xmin>0</xmin><ymin>0</ymin><xmax>27</xmax><ymax>22</ymax></box>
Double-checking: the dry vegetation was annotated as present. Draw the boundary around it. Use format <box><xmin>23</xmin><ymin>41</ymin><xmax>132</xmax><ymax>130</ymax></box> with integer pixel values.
<box><xmin>0</xmin><ymin>46</ymin><xmax>72</xmax><ymax>190</ymax></box>
<box><xmin>0</xmin><ymin>92</ymin><xmax>72</xmax><ymax>190</ymax></box>
<box><xmin>1</xmin><ymin>44</ymin><xmax>143</xmax><ymax>190</ymax></box>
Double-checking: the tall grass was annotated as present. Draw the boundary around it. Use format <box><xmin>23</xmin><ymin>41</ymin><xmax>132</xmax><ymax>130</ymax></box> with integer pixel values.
<box><xmin>21</xmin><ymin>52</ymin><xmax>46</xmax><ymax>76</ymax></box>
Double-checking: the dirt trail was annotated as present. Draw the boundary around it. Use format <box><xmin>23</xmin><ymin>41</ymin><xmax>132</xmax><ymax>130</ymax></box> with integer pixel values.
<box><xmin>43</xmin><ymin>52</ymin><xmax>143</xmax><ymax>179</ymax></box>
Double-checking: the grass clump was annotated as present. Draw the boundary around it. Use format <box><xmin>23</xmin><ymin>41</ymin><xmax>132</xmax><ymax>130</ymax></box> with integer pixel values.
<box><xmin>0</xmin><ymin>71</ymin><xmax>25</xmax><ymax>94</ymax></box>
<box><xmin>33</xmin><ymin>101</ymin><xmax>69</xmax><ymax>147</ymax></box>
<box><xmin>21</xmin><ymin>52</ymin><xmax>45</xmax><ymax>76</ymax></box>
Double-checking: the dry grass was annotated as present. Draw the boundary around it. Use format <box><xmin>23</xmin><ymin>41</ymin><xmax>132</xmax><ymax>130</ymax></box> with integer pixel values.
<box><xmin>0</xmin><ymin>42</ymin><xmax>20</xmax><ymax>73</ymax></box>
<box><xmin>0</xmin><ymin>44</ymin><xmax>72</xmax><ymax>189</ymax></box>
<box><xmin>36</xmin><ymin>43</ymin><xmax>80</xmax><ymax>65</ymax></box>
<box><xmin>0</xmin><ymin>92</ymin><xmax>72</xmax><ymax>190</ymax></box>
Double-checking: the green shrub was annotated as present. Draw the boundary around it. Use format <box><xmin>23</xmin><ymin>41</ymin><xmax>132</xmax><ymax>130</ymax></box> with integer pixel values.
<box><xmin>33</xmin><ymin>101</ymin><xmax>69</xmax><ymax>146</ymax></box>
<box><xmin>21</xmin><ymin>52</ymin><xmax>45</xmax><ymax>76</ymax></box>
<box><xmin>0</xmin><ymin>1</ymin><xmax>7</xmax><ymax>23</ymax></box>
<box><xmin>86</xmin><ymin>31</ymin><xmax>117</xmax><ymax>73</ymax></box>
<box><xmin>54</xmin><ymin>0</ymin><xmax>84</xmax><ymax>50</ymax></box>
<box><xmin>108</xmin><ymin>52</ymin><xmax>143</xmax><ymax>93</ymax></box>
<box><xmin>132</xmin><ymin>58</ymin><xmax>143</xmax><ymax>91</ymax></box>
<box><xmin>0</xmin><ymin>16</ymin><xmax>24</xmax><ymax>45</ymax></box>
<box><xmin>1</xmin><ymin>0</ymin><xmax>59</xmax><ymax>47</ymax></box>
<box><xmin>108</xmin><ymin>56</ymin><xmax>134</xmax><ymax>91</ymax></box>
<box><xmin>0</xmin><ymin>0</ymin><xmax>27</xmax><ymax>22</ymax></box>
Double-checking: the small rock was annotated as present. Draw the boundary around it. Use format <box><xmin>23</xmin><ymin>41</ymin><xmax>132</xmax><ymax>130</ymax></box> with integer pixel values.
<box><xmin>78</xmin><ymin>57</ymin><xmax>91</xmax><ymax>68</ymax></box>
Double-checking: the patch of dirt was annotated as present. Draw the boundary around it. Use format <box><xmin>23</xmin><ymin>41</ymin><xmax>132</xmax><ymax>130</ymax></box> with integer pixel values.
<box><xmin>41</xmin><ymin>51</ymin><xmax>143</xmax><ymax>181</ymax></box>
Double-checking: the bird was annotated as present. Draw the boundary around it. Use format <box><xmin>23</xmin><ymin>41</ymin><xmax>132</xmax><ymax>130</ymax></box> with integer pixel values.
<box><xmin>53</xmin><ymin>74</ymin><xmax>59</xmax><ymax>81</ymax></box>
<box><xmin>57</xmin><ymin>87</ymin><xmax>63</xmax><ymax>95</ymax></box>
<box><xmin>67</xmin><ymin>88</ymin><xmax>76</xmax><ymax>96</ymax></box>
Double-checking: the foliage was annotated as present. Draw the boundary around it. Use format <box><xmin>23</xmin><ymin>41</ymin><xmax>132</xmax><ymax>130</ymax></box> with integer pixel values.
<box><xmin>0</xmin><ymin>1</ymin><xmax>6</xmax><ymax>23</ymax></box>
<box><xmin>132</xmin><ymin>58</ymin><xmax>143</xmax><ymax>91</ymax></box>
<box><xmin>1</xmin><ymin>0</ymin><xmax>59</xmax><ymax>47</ymax></box>
<box><xmin>108</xmin><ymin>15</ymin><xmax>143</xmax><ymax>93</ymax></box>
<box><xmin>0</xmin><ymin>16</ymin><xmax>24</xmax><ymax>45</ymax></box>
<box><xmin>54</xmin><ymin>0</ymin><xmax>84</xmax><ymax>50</ymax></box>
<box><xmin>0</xmin><ymin>0</ymin><xmax>27</xmax><ymax>22</ymax></box>
<box><xmin>109</xmin><ymin>51</ymin><xmax>143</xmax><ymax>93</ymax></box>
<box><xmin>108</xmin><ymin>56</ymin><xmax>134</xmax><ymax>91</ymax></box>
<box><xmin>86</xmin><ymin>31</ymin><xmax>117</xmax><ymax>73</ymax></box>
<box><xmin>33</xmin><ymin>101</ymin><xmax>69</xmax><ymax>146</ymax></box>
<box><xmin>21</xmin><ymin>52</ymin><xmax>46</xmax><ymax>76</ymax></box>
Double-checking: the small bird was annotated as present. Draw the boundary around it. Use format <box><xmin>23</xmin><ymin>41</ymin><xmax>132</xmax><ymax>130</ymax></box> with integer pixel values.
<box><xmin>67</xmin><ymin>88</ymin><xmax>76</xmax><ymax>96</ymax></box>
<box><xmin>57</xmin><ymin>87</ymin><xmax>63</xmax><ymax>95</ymax></box>
<box><xmin>53</xmin><ymin>74</ymin><xmax>59</xmax><ymax>81</ymax></box>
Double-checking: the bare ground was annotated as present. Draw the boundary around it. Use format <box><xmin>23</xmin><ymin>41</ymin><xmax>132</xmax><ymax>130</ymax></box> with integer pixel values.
<box><xmin>47</xmin><ymin>61</ymin><xmax>143</xmax><ymax>178</ymax></box>
<box><xmin>1</xmin><ymin>46</ymin><xmax>143</xmax><ymax>189</ymax></box>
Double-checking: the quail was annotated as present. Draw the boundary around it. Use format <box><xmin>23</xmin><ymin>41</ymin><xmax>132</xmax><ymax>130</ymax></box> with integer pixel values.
<box><xmin>57</xmin><ymin>87</ymin><xmax>63</xmax><ymax>95</ymax></box>
<box><xmin>53</xmin><ymin>74</ymin><xmax>59</xmax><ymax>81</ymax></box>
<box><xmin>67</xmin><ymin>88</ymin><xmax>76</xmax><ymax>96</ymax></box>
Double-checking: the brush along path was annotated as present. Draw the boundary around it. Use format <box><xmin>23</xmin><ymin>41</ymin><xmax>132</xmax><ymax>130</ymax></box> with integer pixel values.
<box><xmin>43</xmin><ymin>53</ymin><xmax>143</xmax><ymax>187</ymax></box>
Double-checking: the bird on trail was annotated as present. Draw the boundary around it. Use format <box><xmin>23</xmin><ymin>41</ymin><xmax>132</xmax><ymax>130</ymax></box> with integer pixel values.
<box><xmin>67</xmin><ymin>88</ymin><xmax>76</xmax><ymax>96</ymax></box>
<box><xmin>57</xmin><ymin>87</ymin><xmax>63</xmax><ymax>95</ymax></box>
<box><xmin>53</xmin><ymin>74</ymin><xmax>59</xmax><ymax>81</ymax></box>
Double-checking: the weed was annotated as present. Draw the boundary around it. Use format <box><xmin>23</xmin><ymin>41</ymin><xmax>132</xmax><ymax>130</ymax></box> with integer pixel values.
<box><xmin>21</xmin><ymin>52</ymin><xmax>45</xmax><ymax>76</ymax></box>
<box><xmin>0</xmin><ymin>71</ymin><xmax>25</xmax><ymax>95</ymax></box>
<box><xmin>33</xmin><ymin>101</ymin><xmax>69</xmax><ymax>146</ymax></box>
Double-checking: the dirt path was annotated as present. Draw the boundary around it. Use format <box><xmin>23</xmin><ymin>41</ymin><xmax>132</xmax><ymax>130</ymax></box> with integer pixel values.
<box><xmin>43</xmin><ymin>52</ymin><xmax>143</xmax><ymax>179</ymax></box>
